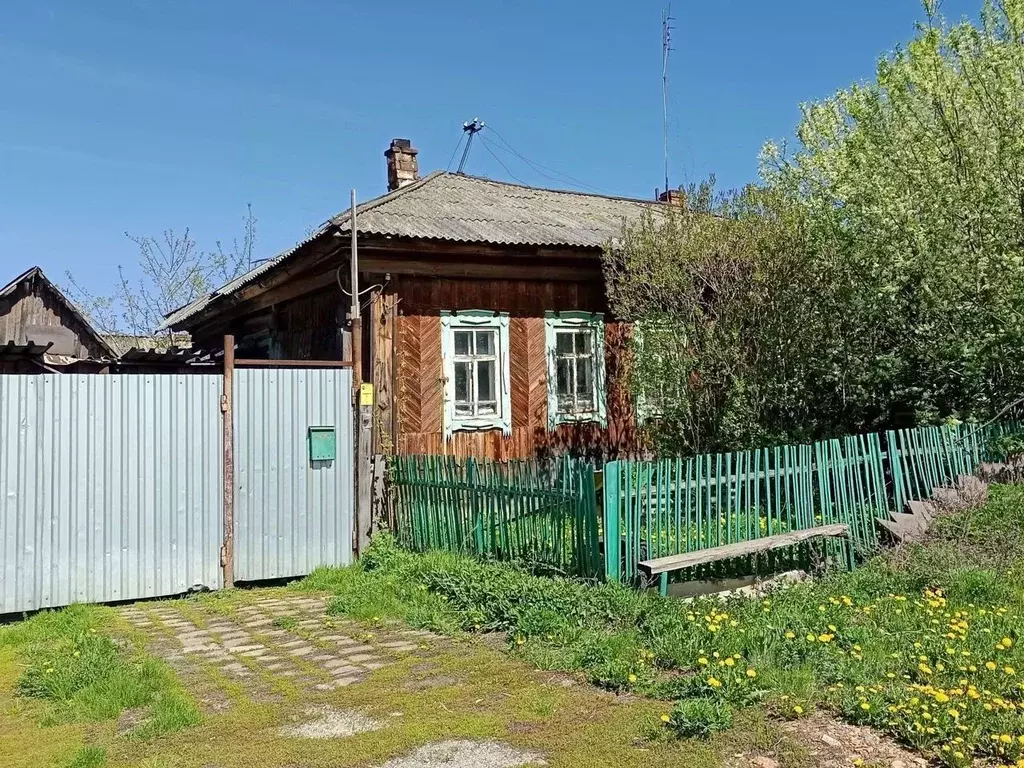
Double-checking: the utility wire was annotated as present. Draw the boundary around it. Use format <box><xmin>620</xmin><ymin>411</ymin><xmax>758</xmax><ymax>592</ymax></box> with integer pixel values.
<box><xmin>445</xmin><ymin>132</ymin><xmax>466</xmax><ymax>172</ymax></box>
<box><xmin>484</xmin><ymin>125</ymin><xmax>607</xmax><ymax>194</ymax></box>
<box><xmin>478</xmin><ymin>135</ymin><xmax>529</xmax><ymax>185</ymax></box>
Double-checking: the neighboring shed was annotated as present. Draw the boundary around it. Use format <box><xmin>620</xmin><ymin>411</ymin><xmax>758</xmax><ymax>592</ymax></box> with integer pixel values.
<box><xmin>163</xmin><ymin>139</ymin><xmax>669</xmax><ymax>460</ymax></box>
<box><xmin>0</xmin><ymin>267</ymin><xmax>117</xmax><ymax>373</ymax></box>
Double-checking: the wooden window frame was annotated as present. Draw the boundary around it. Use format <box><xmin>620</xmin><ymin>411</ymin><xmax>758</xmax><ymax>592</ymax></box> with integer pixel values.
<box><xmin>441</xmin><ymin>311</ymin><xmax>511</xmax><ymax>438</ymax></box>
<box><xmin>544</xmin><ymin>311</ymin><xmax>607</xmax><ymax>429</ymax></box>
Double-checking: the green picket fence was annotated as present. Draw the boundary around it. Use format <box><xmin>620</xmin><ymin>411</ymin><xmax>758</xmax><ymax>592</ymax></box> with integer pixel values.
<box><xmin>603</xmin><ymin>421</ymin><xmax>1024</xmax><ymax>586</ymax></box>
<box><xmin>391</xmin><ymin>454</ymin><xmax>602</xmax><ymax>578</ymax></box>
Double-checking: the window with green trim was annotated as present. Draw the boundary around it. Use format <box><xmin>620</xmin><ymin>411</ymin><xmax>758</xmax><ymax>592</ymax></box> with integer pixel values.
<box><xmin>441</xmin><ymin>311</ymin><xmax>511</xmax><ymax>437</ymax></box>
<box><xmin>545</xmin><ymin>312</ymin><xmax>606</xmax><ymax>428</ymax></box>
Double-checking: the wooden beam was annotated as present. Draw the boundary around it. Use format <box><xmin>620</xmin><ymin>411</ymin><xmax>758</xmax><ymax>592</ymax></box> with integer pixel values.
<box><xmin>359</xmin><ymin>256</ymin><xmax>601</xmax><ymax>282</ymax></box>
<box><xmin>357</xmin><ymin>235</ymin><xmax>602</xmax><ymax>262</ymax></box>
<box><xmin>234</xmin><ymin>358</ymin><xmax>352</xmax><ymax>368</ymax></box>
<box><xmin>637</xmin><ymin>524</ymin><xmax>850</xmax><ymax>575</ymax></box>
<box><xmin>370</xmin><ymin>278</ymin><xmax>397</xmax><ymax>454</ymax></box>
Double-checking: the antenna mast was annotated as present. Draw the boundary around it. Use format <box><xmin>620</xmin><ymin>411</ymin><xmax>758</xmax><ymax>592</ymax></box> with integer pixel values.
<box><xmin>457</xmin><ymin>117</ymin><xmax>485</xmax><ymax>174</ymax></box>
<box><xmin>662</xmin><ymin>6</ymin><xmax>674</xmax><ymax>196</ymax></box>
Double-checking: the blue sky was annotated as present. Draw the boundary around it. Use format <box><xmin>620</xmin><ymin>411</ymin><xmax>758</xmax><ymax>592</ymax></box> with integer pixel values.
<box><xmin>1</xmin><ymin>0</ymin><xmax>978</xmax><ymax>300</ymax></box>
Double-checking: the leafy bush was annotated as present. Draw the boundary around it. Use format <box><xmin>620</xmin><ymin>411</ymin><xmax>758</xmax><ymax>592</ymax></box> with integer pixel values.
<box><xmin>665</xmin><ymin>697</ymin><xmax>734</xmax><ymax>739</ymax></box>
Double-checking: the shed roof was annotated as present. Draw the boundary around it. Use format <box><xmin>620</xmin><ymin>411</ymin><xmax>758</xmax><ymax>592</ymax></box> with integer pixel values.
<box><xmin>0</xmin><ymin>267</ymin><xmax>118</xmax><ymax>359</ymax></box>
<box><xmin>161</xmin><ymin>172</ymin><xmax>660</xmax><ymax>330</ymax></box>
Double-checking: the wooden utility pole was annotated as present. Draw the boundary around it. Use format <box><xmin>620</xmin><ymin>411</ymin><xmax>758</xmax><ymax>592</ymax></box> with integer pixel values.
<box><xmin>221</xmin><ymin>333</ymin><xmax>235</xmax><ymax>588</ymax></box>
<box><xmin>350</xmin><ymin>190</ymin><xmax>373</xmax><ymax>556</ymax></box>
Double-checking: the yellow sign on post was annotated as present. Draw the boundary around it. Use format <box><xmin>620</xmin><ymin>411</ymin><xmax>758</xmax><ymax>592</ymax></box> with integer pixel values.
<box><xmin>359</xmin><ymin>382</ymin><xmax>374</xmax><ymax>407</ymax></box>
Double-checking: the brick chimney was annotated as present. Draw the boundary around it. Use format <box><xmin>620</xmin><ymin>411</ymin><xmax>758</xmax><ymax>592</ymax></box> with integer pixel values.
<box><xmin>385</xmin><ymin>138</ymin><xmax>419</xmax><ymax>191</ymax></box>
<box><xmin>658</xmin><ymin>188</ymin><xmax>683</xmax><ymax>206</ymax></box>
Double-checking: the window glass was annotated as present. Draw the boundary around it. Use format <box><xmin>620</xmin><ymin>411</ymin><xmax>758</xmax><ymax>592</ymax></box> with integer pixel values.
<box><xmin>556</xmin><ymin>332</ymin><xmax>574</xmax><ymax>355</ymax></box>
<box><xmin>454</xmin><ymin>331</ymin><xmax>471</xmax><ymax>357</ymax></box>
<box><xmin>475</xmin><ymin>330</ymin><xmax>494</xmax><ymax>356</ymax></box>
<box><xmin>477</xmin><ymin>359</ymin><xmax>496</xmax><ymax>404</ymax></box>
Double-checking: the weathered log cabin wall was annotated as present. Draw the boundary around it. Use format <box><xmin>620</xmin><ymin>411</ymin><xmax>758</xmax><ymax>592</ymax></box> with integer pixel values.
<box><xmin>385</xmin><ymin>275</ymin><xmax>643</xmax><ymax>461</ymax></box>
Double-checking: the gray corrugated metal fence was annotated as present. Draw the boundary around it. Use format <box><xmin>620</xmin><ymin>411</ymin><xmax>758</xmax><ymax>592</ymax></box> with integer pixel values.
<box><xmin>2</xmin><ymin>369</ymin><xmax>355</xmax><ymax>614</ymax></box>
<box><xmin>234</xmin><ymin>368</ymin><xmax>354</xmax><ymax>581</ymax></box>
<box><xmin>1</xmin><ymin>374</ymin><xmax>224</xmax><ymax>613</ymax></box>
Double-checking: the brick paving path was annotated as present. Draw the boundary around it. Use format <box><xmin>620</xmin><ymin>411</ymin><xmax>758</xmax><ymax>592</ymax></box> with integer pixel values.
<box><xmin>120</xmin><ymin>593</ymin><xmax>443</xmax><ymax>695</ymax></box>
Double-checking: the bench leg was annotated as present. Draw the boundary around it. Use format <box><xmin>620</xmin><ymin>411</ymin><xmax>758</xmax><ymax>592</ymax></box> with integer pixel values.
<box><xmin>658</xmin><ymin>572</ymin><xmax>668</xmax><ymax>597</ymax></box>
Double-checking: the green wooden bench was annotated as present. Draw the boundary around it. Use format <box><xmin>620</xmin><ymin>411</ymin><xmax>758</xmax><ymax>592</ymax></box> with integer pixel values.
<box><xmin>637</xmin><ymin>523</ymin><xmax>851</xmax><ymax>596</ymax></box>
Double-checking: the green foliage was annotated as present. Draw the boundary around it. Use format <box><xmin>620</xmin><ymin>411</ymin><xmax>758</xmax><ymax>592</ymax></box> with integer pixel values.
<box><xmin>666</xmin><ymin>697</ymin><xmax>734</xmax><ymax>739</ymax></box>
<box><xmin>605</xmin><ymin>183</ymin><xmax>836</xmax><ymax>453</ymax></box>
<box><xmin>62</xmin><ymin>747</ymin><xmax>107</xmax><ymax>768</ymax></box>
<box><xmin>608</xmin><ymin>0</ymin><xmax>1024</xmax><ymax>453</ymax></box>
<box><xmin>270</xmin><ymin>615</ymin><xmax>298</xmax><ymax>630</ymax></box>
<box><xmin>310</xmin><ymin>488</ymin><xmax>1024</xmax><ymax>765</ymax></box>
<box><xmin>0</xmin><ymin>604</ymin><xmax>200</xmax><ymax>737</ymax></box>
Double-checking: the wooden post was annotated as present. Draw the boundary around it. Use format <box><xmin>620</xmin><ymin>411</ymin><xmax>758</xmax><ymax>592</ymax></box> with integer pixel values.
<box><xmin>222</xmin><ymin>333</ymin><xmax>235</xmax><ymax>589</ymax></box>
<box><xmin>349</xmin><ymin>188</ymin><xmax>373</xmax><ymax>557</ymax></box>
<box><xmin>357</xmin><ymin>384</ymin><xmax>373</xmax><ymax>555</ymax></box>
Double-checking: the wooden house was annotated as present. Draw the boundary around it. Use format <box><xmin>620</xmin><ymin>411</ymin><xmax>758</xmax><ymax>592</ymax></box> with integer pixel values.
<box><xmin>164</xmin><ymin>139</ymin><xmax>665</xmax><ymax>460</ymax></box>
<box><xmin>0</xmin><ymin>267</ymin><xmax>118</xmax><ymax>373</ymax></box>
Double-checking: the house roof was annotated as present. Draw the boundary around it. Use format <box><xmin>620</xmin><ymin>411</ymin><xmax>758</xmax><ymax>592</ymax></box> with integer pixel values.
<box><xmin>331</xmin><ymin>171</ymin><xmax>657</xmax><ymax>247</ymax></box>
<box><xmin>1</xmin><ymin>267</ymin><xmax>119</xmax><ymax>359</ymax></box>
<box><xmin>102</xmin><ymin>332</ymin><xmax>191</xmax><ymax>358</ymax></box>
<box><xmin>161</xmin><ymin>172</ymin><xmax>660</xmax><ymax>330</ymax></box>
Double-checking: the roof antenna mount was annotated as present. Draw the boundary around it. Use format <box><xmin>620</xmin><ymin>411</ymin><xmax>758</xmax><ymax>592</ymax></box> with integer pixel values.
<box><xmin>457</xmin><ymin>117</ymin><xmax>485</xmax><ymax>174</ymax></box>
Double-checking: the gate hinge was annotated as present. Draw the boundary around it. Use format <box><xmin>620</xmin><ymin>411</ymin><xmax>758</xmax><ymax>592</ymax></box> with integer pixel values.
<box><xmin>220</xmin><ymin>394</ymin><xmax>228</xmax><ymax>413</ymax></box>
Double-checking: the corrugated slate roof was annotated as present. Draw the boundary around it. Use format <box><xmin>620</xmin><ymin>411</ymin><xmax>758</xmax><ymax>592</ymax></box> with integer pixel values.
<box><xmin>161</xmin><ymin>172</ymin><xmax>658</xmax><ymax>330</ymax></box>
<box><xmin>332</xmin><ymin>171</ymin><xmax>656</xmax><ymax>247</ymax></box>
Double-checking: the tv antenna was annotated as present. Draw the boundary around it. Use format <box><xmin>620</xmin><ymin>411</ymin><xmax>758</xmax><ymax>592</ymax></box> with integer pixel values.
<box><xmin>457</xmin><ymin>117</ymin><xmax>485</xmax><ymax>174</ymax></box>
<box><xmin>662</xmin><ymin>6</ymin><xmax>674</xmax><ymax>196</ymax></box>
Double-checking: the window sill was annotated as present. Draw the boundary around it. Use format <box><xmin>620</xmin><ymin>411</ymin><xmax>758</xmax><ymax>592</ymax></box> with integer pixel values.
<box><xmin>549</xmin><ymin>412</ymin><xmax>607</xmax><ymax>428</ymax></box>
<box><xmin>449</xmin><ymin>416</ymin><xmax>510</xmax><ymax>434</ymax></box>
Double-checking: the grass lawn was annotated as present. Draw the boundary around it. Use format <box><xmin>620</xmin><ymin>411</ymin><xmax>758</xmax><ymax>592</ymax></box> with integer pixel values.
<box><xmin>0</xmin><ymin>592</ymin><xmax>806</xmax><ymax>767</ymax></box>
<box><xmin>302</xmin><ymin>483</ymin><xmax>1024</xmax><ymax>767</ymax></box>
<box><xmin>3</xmin><ymin>483</ymin><xmax>1023</xmax><ymax>767</ymax></box>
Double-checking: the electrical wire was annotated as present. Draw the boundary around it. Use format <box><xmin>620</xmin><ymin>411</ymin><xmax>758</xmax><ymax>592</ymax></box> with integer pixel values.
<box><xmin>483</xmin><ymin>125</ymin><xmax>607</xmax><ymax>194</ymax></box>
<box><xmin>445</xmin><ymin>132</ymin><xmax>465</xmax><ymax>172</ymax></box>
<box><xmin>336</xmin><ymin>264</ymin><xmax>387</xmax><ymax>312</ymax></box>
<box><xmin>478</xmin><ymin>135</ymin><xmax>529</xmax><ymax>185</ymax></box>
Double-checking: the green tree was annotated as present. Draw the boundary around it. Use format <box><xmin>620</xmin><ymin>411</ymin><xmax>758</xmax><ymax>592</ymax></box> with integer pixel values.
<box><xmin>611</xmin><ymin>0</ymin><xmax>1024</xmax><ymax>454</ymax></box>
<box><xmin>763</xmin><ymin>0</ymin><xmax>1024</xmax><ymax>426</ymax></box>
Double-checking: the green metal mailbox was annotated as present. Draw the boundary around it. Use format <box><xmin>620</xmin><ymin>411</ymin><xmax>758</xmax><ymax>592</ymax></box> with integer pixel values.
<box><xmin>307</xmin><ymin>426</ymin><xmax>336</xmax><ymax>461</ymax></box>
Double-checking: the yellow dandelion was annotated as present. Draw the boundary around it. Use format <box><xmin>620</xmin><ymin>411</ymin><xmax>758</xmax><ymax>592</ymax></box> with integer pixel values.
<box><xmin>987</xmin><ymin>661</ymin><xmax>998</xmax><ymax>671</ymax></box>
<box><xmin>707</xmin><ymin>677</ymin><xmax>722</xmax><ymax>688</ymax></box>
<box><xmin>793</xmin><ymin>705</ymin><xmax>804</xmax><ymax>714</ymax></box>
<box><xmin>746</xmin><ymin>669</ymin><xmax>757</xmax><ymax>678</ymax></box>
<box><xmin>660</xmin><ymin>714</ymin><xmax>671</xmax><ymax>723</ymax></box>
<box><xmin>1005</xmin><ymin>666</ymin><xmax>1017</xmax><ymax>676</ymax></box>
<box><xmin>628</xmin><ymin>674</ymin><xmax>637</xmax><ymax>683</ymax></box>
